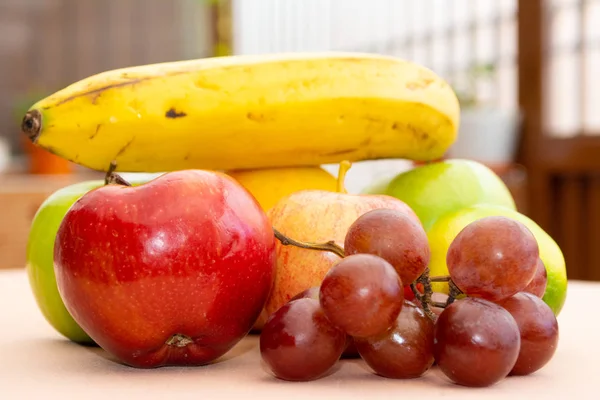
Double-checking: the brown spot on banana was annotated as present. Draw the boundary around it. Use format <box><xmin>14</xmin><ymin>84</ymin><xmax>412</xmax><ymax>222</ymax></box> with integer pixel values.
<box><xmin>246</xmin><ymin>112</ymin><xmax>274</xmax><ymax>123</ymax></box>
<box><xmin>54</xmin><ymin>77</ymin><xmax>149</xmax><ymax>106</ymax></box>
<box><xmin>90</xmin><ymin>124</ymin><xmax>102</xmax><ymax>140</ymax></box>
<box><xmin>322</xmin><ymin>148</ymin><xmax>358</xmax><ymax>157</ymax></box>
<box><xmin>115</xmin><ymin>138</ymin><xmax>135</xmax><ymax>158</ymax></box>
<box><xmin>165</xmin><ymin>108</ymin><xmax>187</xmax><ymax>119</ymax></box>
<box><xmin>91</xmin><ymin>92</ymin><xmax>103</xmax><ymax>105</ymax></box>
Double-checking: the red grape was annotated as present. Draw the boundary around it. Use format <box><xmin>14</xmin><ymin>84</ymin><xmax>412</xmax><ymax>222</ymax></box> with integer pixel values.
<box><xmin>260</xmin><ymin>298</ymin><xmax>346</xmax><ymax>381</ymax></box>
<box><xmin>446</xmin><ymin>216</ymin><xmax>539</xmax><ymax>302</ymax></box>
<box><xmin>498</xmin><ymin>292</ymin><xmax>559</xmax><ymax>376</ymax></box>
<box><xmin>523</xmin><ymin>258</ymin><xmax>548</xmax><ymax>298</ymax></box>
<box><xmin>344</xmin><ymin>208</ymin><xmax>430</xmax><ymax>284</ymax></box>
<box><xmin>433</xmin><ymin>297</ymin><xmax>521</xmax><ymax>387</ymax></box>
<box><xmin>355</xmin><ymin>300</ymin><xmax>434</xmax><ymax>379</ymax></box>
<box><xmin>319</xmin><ymin>253</ymin><xmax>404</xmax><ymax>338</ymax></box>
<box><xmin>290</xmin><ymin>286</ymin><xmax>359</xmax><ymax>358</ymax></box>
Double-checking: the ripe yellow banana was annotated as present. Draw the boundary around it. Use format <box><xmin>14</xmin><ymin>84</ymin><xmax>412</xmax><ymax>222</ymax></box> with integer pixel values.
<box><xmin>22</xmin><ymin>52</ymin><xmax>460</xmax><ymax>172</ymax></box>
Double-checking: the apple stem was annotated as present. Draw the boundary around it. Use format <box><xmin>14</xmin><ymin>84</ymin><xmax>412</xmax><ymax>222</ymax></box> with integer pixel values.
<box><xmin>429</xmin><ymin>275</ymin><xmax>451</xmax><ymax>283</ymax></box>
<box><xmin>273</xmin><ymin>228</ymin><xmax>346</xmax><ymax>258</ymax></box>
<box><xmin>104</xmin><ymin>161</ymin><xmax>132</xmax><ymax>186</ymax></box>
<box><xmin>336</xmin><ymin>160</ymin><xmax>352</xmax><ymax>194</ymax></box>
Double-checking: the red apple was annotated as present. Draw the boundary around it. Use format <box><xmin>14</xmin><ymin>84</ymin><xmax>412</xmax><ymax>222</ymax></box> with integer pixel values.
<box><xmin>261</xmin><ymin>189</ymin><xmax>421</xmax><ymax>322</ymax></box>
<box><xmin>54</xmin><ymin>170</ymin><xmax>276</xmax><ymax>368</ymax></box>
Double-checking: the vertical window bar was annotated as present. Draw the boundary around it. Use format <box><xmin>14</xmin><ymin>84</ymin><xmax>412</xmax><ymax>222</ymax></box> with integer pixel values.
<box><xmin>494</xmin><ymin>1</ymin><xmax>502</xmax><ymax>108</ymax></box>
<box><xmin>408</xmin><ymin>1</ymin><xmax>417</xmax><ymax>63</ymax></box>
<box><xmin>580</xmin><ymin>0</ymin><xmax>588</xmax><ymax>134</ymax></box>
<box><xmin>448</xmin><ymin>0</ymin><xmax>458</xmax><ymax>87</ymax></box>
<box><xmin>468</xmin><ymin>0</ymin><xmax>477</xmax><ymax>103</ymax></box>
<box><xmin>425</xmin><ymin>1</ymin><xmax>433</xmax><ymax>69</ymax></box>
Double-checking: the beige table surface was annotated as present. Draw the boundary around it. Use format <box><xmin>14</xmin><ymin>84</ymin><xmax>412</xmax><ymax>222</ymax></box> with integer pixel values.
<box><xmin>1</xmin><ymin>268</ymin><xmax>598</xmax><ymax>400</ymax></box>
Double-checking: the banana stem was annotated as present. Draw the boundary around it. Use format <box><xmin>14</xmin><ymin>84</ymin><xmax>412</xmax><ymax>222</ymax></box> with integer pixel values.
<box><xmin>336</xmin><ymin>160</ymin><xmax>352</xmax><ymax>193</ymax></box>
<box><xmin>273</xmin><ymin>229</ymin><xmax>346</xmax><ymax>259</ymax></box>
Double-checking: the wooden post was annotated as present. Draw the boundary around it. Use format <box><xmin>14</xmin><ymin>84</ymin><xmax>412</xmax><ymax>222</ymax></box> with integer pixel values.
<box><xmin>517</xmin><ymin>0</ymin><xmax>550</xmax><ymax>231</ymax></box>
<box><xmin>209</xmin><ymin>0</ymin><xmax>233</xmax><ymax>56</ymax></box>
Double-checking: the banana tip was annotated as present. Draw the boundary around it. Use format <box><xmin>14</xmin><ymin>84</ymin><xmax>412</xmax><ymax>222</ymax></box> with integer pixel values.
<box><xmin>22</xmin><ymin>109</ymin><xmax>42</xmax><ymax>143</ymax></box>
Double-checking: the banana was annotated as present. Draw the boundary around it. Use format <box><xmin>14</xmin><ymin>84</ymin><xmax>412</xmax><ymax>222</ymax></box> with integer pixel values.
<box><xmin>21</xmin><ymin>52</ymin><xmax>460</xmax><ymax>172</ymax></box>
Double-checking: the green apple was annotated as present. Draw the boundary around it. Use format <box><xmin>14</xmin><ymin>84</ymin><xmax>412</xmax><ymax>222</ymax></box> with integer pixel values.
<box><xmin>362</xmin><ymin>159</ymin><xmax>517</xmax><ymax>231</ymax></box>
<box><xmin>26</xmin><ymin>175</ymin><xmax>153</xmax><ymax>343</ymax></box>
<box><xmin>427</xmin><ymin>204</ymin><xmax>568</xmax><ymax>316</ymax></box>
<box><xmin>27</xmin><ymin>180</ymin><xmax>104</xmax><ymax>343</ymax></box>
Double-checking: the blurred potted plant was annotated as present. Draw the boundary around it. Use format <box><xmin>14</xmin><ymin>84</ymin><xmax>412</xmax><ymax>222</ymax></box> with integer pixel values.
<box><xmin>446</xmin><ymin>63</ymin><xmax>522</xmax><ymax>168</ymax></box>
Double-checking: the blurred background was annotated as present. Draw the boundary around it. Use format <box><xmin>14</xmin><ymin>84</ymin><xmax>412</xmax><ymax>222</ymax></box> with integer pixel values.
<box><xmin>0</xmin><ymin>0</ymin><xmax>598</xmax><ymax>279</ymax></box>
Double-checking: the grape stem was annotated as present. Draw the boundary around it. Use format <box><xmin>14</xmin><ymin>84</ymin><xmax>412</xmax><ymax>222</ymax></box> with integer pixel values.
<box><xmin>446</xmin><ymin>279</ymin><xmax>463</xmax><ymax>307</ymax></box>
<box><xmin>273</xmin><ymin>229</ymin><xmax>346</xmax><ymax>259</ymax></box>
<box><xmin>410</xmin><ymin>283</ymin><xmax>422</xmax><ymax>302</ymax></box>
<box><xmin>411</xmin><ymin>267</ymin><xmax>438</xmax><ymax>321</ymax></box>
<box><xmin>411</xmin><ymin>269</ymin><xmax>466</xmax><ymax>320</ymax></box>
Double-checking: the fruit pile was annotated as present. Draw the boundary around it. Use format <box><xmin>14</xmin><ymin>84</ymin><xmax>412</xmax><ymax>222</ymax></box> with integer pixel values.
<box><xmin>20</xmin><ymin>52</ymin><xmax>566</xmax><ymax>388</ymax></box>
<box><xmin>260</xmin><ymin>211</ymin><xmax>559</xmax><ymax>387</ymax></box>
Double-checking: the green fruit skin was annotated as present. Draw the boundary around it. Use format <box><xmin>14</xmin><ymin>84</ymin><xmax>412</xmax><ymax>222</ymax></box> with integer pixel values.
<box><xmin>427</xmin><ymin>204</ymin><xmax>568</xmax><ymax>316</ymax></box>
<box><xmin>362</xmin><ymin>159</ymin><xmax>517</xmax><ymax>231</ymax></box>
<box><xmin>26</xmin><ymin>176</ymin><xmax>152</xmax><ymax>343</ymax></box>
<box><xmin>26</xmin><ymin>180</ymin><xmax>104</xmax><ymax>343</ymax></box>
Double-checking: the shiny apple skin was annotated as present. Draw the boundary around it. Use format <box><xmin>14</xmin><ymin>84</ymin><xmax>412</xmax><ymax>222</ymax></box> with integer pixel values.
<box><xmin>54</xmin><ymin>170</ymin><xmax>277</xmax><ymax>368</ymax></box>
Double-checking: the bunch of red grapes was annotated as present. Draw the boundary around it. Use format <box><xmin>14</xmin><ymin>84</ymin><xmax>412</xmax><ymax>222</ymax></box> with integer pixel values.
<box><xmin>259</xmin><ymin>209</ymin><xmax>559</xmax><ymax>388</ymax></box>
